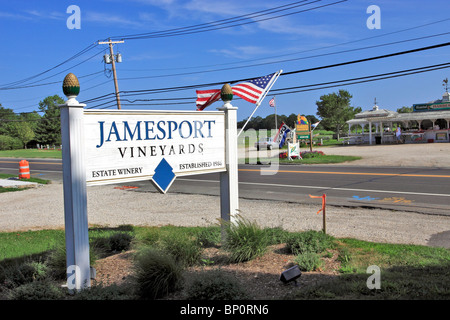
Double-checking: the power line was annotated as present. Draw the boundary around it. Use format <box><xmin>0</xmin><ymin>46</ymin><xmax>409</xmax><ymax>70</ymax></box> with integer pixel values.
<box><xmin>273</xmin><ymin>62</ymin><xmax>450</xmax><ymax>95</ymax></box>
<box><xmin>120</xmin><ymin>18</ymin><xmax>450</xmax><ymax>72</ymax></box>
<box><xmin>108</xmin><ymin>0</ymin><xmax>345</xmax><ymax>41</ymax></box>
<box><xmin>282</xmin><ymin>41</ymin><xmax>450</xmax><ymax>76</ymax></box>
<box><xmin>116</xmin><ymin>32</ymin><xmax>450</xmax><ymax>81</ymax></box>
<box><xmin>78</xmin><ymin>40</ymin><xmax>450</xmax><ymax>110</ymax></box>
<box><xmin>85</xmin><ymin>62</ymin><xmax>450</xmax><ymax>109</ymax></box>
<box><xmin>0</xmin><ymin>70</ymin><xmax>104</xmax><ymax>91</ymax></box>
<box><xmin>103</xmin><ymin>41</ymin><xmax>450</xmax><ymax>98</ymax></box>
<box><xmin>0</xmin><ymin>1</ymin><xmax>343</xmax><ymax>93</ymax></box>
<box><xmin>0</xmin><ymin>43</ymin><xmax>99</xmax><ymax>88</ymax></box>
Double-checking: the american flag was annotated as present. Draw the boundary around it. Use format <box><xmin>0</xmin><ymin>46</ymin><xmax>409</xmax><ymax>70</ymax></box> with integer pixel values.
<box><xmin>196</xmin><ymin>72</ymin><xmax>277</xmax><ymax>110</ymax></box>
<box><xmin>196</xmin><ymin>89</ymin><xmax>221</xmax><ymax>111</ymax></box>
<box><xmin>269</xmin><ymin>97</ymin><xmax>275</xmax><ymax>107</ymax></box>
<box><xmin>232</xmin><ymin>73</ymin><xmax>276</xmax><ymax>104</ymax></box>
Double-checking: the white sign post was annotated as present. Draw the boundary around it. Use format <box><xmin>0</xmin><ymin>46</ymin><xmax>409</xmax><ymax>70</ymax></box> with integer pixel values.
<box><xmin>60</xmin><ymin>74</ymin><xmax>90</xmax><ymax>291</ymax></box>
<box><xmin>60</xmin><ymin>75</ymin><xmax>239</xmax><ymax>290</ymax></box>
<box><xmin>218</xmin><ymin>87</ymin><xmax>239</xmax><ymax>226</ymax></box>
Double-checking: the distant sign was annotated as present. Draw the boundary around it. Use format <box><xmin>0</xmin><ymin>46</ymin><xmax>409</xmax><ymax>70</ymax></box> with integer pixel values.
<box><xmin>288</xmin><ymin>142</ymin><xmax>300</xmax><ymax>160</ymax></box>
<box><xmin>413</xmin><ymin>102</ymin><xmax>450</xmax><ymax>112</ymax></box>
<box><xmin>83</xmin><ymin>110</ymin><xmax>226</xmax><ymax>187</ymax></box>
<box><xmin>296</xmin><ymin>114</ymin><xmax>309</xmax><ymax>132</ymax></box>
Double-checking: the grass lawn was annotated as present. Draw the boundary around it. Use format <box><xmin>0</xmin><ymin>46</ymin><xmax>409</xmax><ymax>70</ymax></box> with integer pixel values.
<box><xmin>0</xmin><ymin>173</ymin><xmax>50</xmax><ymax>185</ymax></box>
<box><xmin>242</xmin><ymin>154</ymin><xmax>362</xmax><ymax>165</ymax></box>
<box><xmin>293</xmin><ymin>238</ymin><xmax>450</xmax><ymax>300</ymax></box>
<box><xmin>0</xmin><ymin>149</ymin><xmax>62</xmax><ymax>159</ymax></box>
<box><xmin>0</xmin><ymin>173</ymin><xmax>51</xmax><ymax>193</ymax></box>
<box><xmin>280</xmin><ymin>155</ymin><xmax>361</xmax><ymax>164</ymax></box>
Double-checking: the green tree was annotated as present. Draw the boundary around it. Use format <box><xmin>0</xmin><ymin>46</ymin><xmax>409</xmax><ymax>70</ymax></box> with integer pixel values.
<box><xmin>396</xmin><ymin>106</ymin><xmax>413</xmax><ymax>113</ymax></box>
<box><xmin>19</xmin><ymin>111</ymin><xmax>41</xmax><ymax>132</ymax></box>
<box><xmin>286</xmin><ymin>113</ymin><xmax>298</xmax><ymax>128</ymax></box>
<box><xmin>305</xmin><ymin>114</ymin><xmax>320</xmax><ymax>128</ymax></box>
<box><xmin>0</xmin><ymin>105</ymin><xmax>18</xmax><ymax>136</ymax></box>
<box><xmin>9</xmin><ymin>121</ymin><xmax>35</xmax><ymax>148</ymax></box>
<box><xmin>35</xmin><ymin>95</ymin><xmax>64</xmax><ymax>146</ymax></box>
<box><xmin>316</xmin><ymin>90</ymin><xmax>361</xmax><ymax>139</ymax></box>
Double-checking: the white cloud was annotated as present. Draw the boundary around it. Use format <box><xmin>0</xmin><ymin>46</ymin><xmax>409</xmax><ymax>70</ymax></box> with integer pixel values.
<box><xmin>0</xmin><ymin>9</ymin><xmax>65</xmax><ymax>21</ymax></box>
<box><xmin>0</xmin><ymin>11</ymin><xmax>32</xmax><ymax>20</ymax></box>
<box><xmin>84</xmin><ymin>12</ymin><xmax>145</xmax><ymax>28</ymax></box>
<box><xmin>257</xmin><ymin>17</ymin><xmax>343</xmax><ymax>39</ymax></box>
<box><xmin>209</xmin><ymin>45</ymin><xmax>269</xmax><ymax>59</ymax></box>
<box><xmin>26</xmin><ymin>10</ymin><xmax>65</xmax><ymax>20</ymax></box>
<box><xmin>184</xmin><ymin>0</ymin><xmax>250</xmax><ymax>17</ymax></box>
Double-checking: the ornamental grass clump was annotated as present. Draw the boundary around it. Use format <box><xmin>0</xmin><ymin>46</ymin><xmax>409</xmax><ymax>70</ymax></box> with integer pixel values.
<box><xmin>160</xmin><ymin>232</ymin><xmax>203</xmax><ymax>267</ymax></box>
<box><xmin>295</xmin><ymin>252</ymin><xmax>323</xmax><ymax>271</ymax></box>
<box><xmin>195</xmin><ymin>226</ymin><xmax>221</xmax><ymax>248</ymax></box>
<box><xmin>286</xmin><ymin>230</ymin><xmax>335</xmax><ymax>255</ymax></box>
<box><xmin>8</xmin><ymin>279</ymin><xmax>66</xmax><ymax>300</ymax></box>
<box><xmin>133</xmin><ymin>247</ymin><xmax>183</xmax><ymax>300</ymax></box>
<box><xmin>223</xmin><ymin>215</ymin><xmax>268</xmax><ymax>263</ymax></box>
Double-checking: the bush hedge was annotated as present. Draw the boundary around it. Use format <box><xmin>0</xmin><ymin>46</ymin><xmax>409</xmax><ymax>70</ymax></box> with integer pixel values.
<box><xmin>0</xmin><ymin>135</ymin><xmax>22</xmax><ymax>150</ymax></box>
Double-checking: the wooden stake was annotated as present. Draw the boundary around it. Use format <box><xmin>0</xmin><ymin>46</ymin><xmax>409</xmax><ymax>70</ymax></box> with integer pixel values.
<box><xmin>322</xmin><ymin>194</ymin><xmax>326</xmax><ymax>234</ymax></box>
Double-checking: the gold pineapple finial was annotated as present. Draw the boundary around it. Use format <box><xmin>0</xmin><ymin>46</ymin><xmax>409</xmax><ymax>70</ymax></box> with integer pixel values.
<box><xmin>221</xmin><ymin>83</ymin><xmax>233</xmax><ymax>102</ymax></box>
<box><xmin>62</xmin><ymin>73</ymin><xmax>80</xmax><ymax>98</ymax></box>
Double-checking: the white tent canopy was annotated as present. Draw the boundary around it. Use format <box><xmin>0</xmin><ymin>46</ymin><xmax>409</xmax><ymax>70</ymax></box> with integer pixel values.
<box><xmin>346</xmin><ymin>95</ymin><xmax>450</xmax><ymax>145</ymax></box>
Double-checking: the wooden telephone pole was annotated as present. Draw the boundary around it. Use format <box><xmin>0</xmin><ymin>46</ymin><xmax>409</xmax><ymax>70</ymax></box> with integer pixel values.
<box><xmin>98</xmin><ymin>39</ymin><xmax>124</xmax><ymax>109</ymax></box>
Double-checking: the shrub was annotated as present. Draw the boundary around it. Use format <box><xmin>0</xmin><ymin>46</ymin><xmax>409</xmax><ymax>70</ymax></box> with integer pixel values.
<box><xmin>263</xmin><ymin>227</ymin><xmax>290</xmax><ymax>245</ymax></box>
<box><xmin>109</xmin><ymin>232</ymin><xmax>134</xmax><ymax>252</ymax></box>
<box><xmin>286</xmin><ymin>230</ymin><xmax>334</xmax><ymax>255</ymax></box>
<box><xmin>184</xmin><ymin>269</ymin><xmax>249</xmax><ymax>300</ymax></box>
<box><xmin>196</xmin><ymin>226</ymin><xmax>221</xmax><ymax>248</ymax></box>
<box><xmin>138</xmin><ymin>227</ymin><xmax>162</xmax><ymax>246</ymax></box>
<box><xmin>46</xmin><ymin>244</ymin><xmax>67</xmax><ymax>279</ymax></box>
<box><xmin>73</xmin><ymin>283</ymin><xmax>135</xmax><ymax>300</ymax></box>
<box><xmin>0</xmin><ymin>261</ymin><xmax>49</xmax><ymax>289</ymax></box>
<box><xmin>0</xmin><ymin>135</ymin><xmax>22</xmax><ymax>150</ymax></box>
<box><xmin>223</xmin><ymin>216</ymin><xmax>268</xmax><ymax>263</ymax></box>
<box><xmin>337</xmin><ymin>247</ymin><xmax>355</xmax><ymax>273</ymax></box>
<box><xmin>46</xmin><ymin>242</ymin><xmax>98</xmax><ymax>280</ymax></box>
<box><xmin>8</xmin><ymin>279</ymin><xmax>66</xmax><ymax>300</ymax></box>
<box><xmin>160</xmin><ymin>233</ymin><xmax>203</xmax><ymax>267</ymax></box>
<box><xmin>295</xmin><ymin>252</ymin><xmax>323</xmax><ymax>271</ymax></box>
<box><xmin>300</xmin><ymin>151</ymin><xmax>325</xmax><ymax>159</ymax></box>
<box><xmin>92</xmin><ymin>232</ymin><xmax>134</xmax><ymax>254</ymax></box>
<box><xmin>133</xmin><ymin>247</ymin><xmax>183</xmax><ymax>299</ymax></box>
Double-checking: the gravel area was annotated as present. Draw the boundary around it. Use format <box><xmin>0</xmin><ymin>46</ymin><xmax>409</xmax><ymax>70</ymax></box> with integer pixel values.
<box><xmin>315</xmin><ymin>142</ymin><xmax>450</xmax><ymax>168</ymax></box>
<box><xmin>1</xmin><ymin>180</ymin><xmax>449</xmax><ymax>248</ymax></box>
<box><xmin>1</xmin><ymin>143</ymin><xmax>449</xmax><ymax>247</ymax></box>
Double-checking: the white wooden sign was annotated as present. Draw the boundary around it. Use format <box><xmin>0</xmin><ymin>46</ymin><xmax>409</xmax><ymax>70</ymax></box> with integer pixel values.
<box><xmin>60</xmin><ymin>81</ymin><xmax>238</xmax><ymax>292</ymax></box>
<box><xmin>83</xmin><ymin>110</ymin><xmax>226</xmax><ymax>191</ymax></box>
<box><xmin>288</xmin><ymin>142</ymin><xmax>300</xmax><ymax>160</ymax></box>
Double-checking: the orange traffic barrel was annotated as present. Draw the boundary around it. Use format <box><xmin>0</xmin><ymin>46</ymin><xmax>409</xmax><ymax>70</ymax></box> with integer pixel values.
<box><xmin>19</xmin><ymin>160</ymin><xmax>30</xmax><ymax>179</ymax></box>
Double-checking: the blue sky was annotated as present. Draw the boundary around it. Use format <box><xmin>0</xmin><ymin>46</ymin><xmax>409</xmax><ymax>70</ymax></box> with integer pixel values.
<box><xmin>1</xmin><ymin>0</ymin><xmax>449</xmax><ymax>123</ymax></box>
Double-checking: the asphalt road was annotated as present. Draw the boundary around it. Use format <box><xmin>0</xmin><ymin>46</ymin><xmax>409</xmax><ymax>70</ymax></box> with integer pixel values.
<box><xmin>1</xmin><ymin>157</ymin><xmax>449</xmax><ymax>216</ymax></box>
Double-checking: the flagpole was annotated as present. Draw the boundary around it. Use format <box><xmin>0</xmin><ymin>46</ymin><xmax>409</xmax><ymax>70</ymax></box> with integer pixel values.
<box><xmin>238</xmin><ymin>70</ymin><xmax>282</xmax><ymax>137</ymax></box>
<box><xmin>274</xmin><ymin>99</ymin><xmax>277</xmax><ymax>130</ymax></box>
<box><xmin>309</xmin><ymin>121</ymin><xmax>313</xmax><ymax>152</ymax></box>
<box><xmin>255</xmin><ymin>69</ymin><xmax>282</xmax><ymax>106</ymax></box>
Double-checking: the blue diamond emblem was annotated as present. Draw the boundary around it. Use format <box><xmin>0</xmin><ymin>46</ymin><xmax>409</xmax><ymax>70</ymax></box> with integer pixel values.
<box><xmin>151</xmin><ymin>158</ymin><xmax>176</xmax><ymax>194</ymax></box>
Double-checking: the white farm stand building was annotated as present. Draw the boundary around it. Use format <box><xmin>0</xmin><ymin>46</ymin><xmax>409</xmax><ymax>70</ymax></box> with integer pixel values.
<box><xmin>346</xmin><ymin>92</ymin><xmax>450</xmax><ymax>145</ymax></box>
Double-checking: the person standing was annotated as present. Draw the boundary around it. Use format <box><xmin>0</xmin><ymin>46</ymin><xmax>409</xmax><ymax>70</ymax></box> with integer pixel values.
<box><xmin>396</xmin><ymin>127</ymin><xmax>402</xmax><ymax>143</ymax></box>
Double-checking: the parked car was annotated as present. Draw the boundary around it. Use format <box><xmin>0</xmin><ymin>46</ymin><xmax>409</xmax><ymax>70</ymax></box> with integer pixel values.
<box><xmin>255</xmin><ymin>137</ymin><xmax>278</xmax><ymax>150</ymax></box>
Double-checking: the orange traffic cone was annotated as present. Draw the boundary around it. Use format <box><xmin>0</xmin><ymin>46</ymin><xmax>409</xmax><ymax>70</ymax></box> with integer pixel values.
<box><xmin>19</xmin><ymin>160</ymin><xmax>30</xmax><ymax>179</ymax></box>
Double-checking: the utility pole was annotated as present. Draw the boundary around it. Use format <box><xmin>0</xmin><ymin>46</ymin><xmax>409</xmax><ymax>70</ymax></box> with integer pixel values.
<box><xmin>98</xmin><ymin>39</ymin><xmax>124</xmax><ymax>109</ymax></box>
